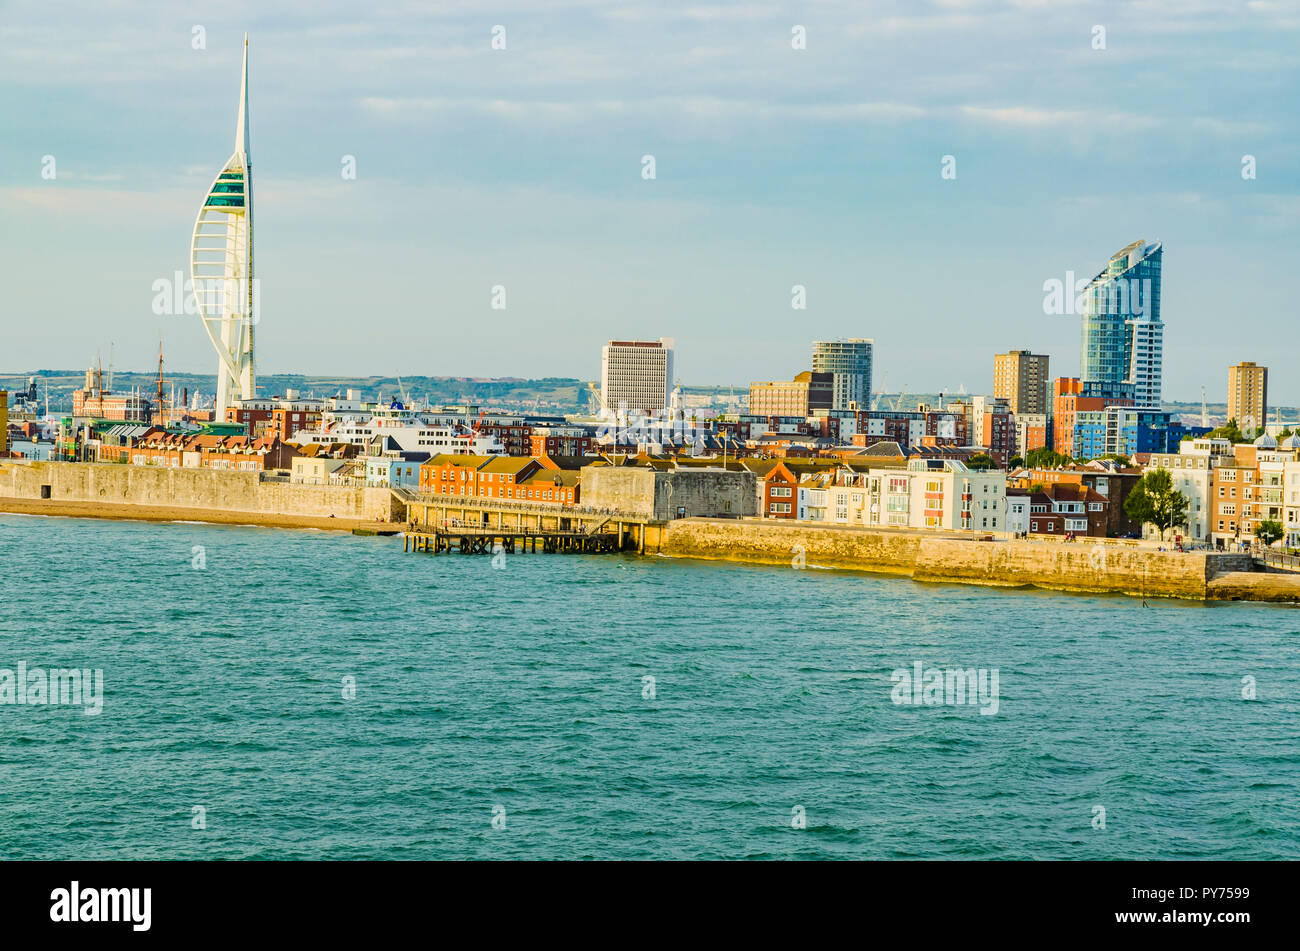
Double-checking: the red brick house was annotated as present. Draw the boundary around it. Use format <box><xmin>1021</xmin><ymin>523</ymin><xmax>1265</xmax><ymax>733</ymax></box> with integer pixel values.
<box><xmin>1025</xmin><ymin>484</ymin><xmax>1109</xmax><ymax>537</ymax></box>
<box><xmin>742</xmin><ymin>459</ymin><xmax>800</xmax><ymax>518</ymax></box>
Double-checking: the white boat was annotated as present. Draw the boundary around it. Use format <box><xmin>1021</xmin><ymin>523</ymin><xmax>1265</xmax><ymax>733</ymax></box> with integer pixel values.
<box><xmin>289</xmin><ymin>400</ymin><xmax>506</xmax><ymax>455</ymax></box>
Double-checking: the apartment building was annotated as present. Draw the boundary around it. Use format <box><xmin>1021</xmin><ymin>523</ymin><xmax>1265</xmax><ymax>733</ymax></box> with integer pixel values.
<box><xmin>972</xmin><ymin>395</ymin><xmax>1015</xmax><ymax>468</ymax></box>
<box><xmin>749</xmin><ymin>371</ymin><xmax>834</xmax><ymax>417</ymax></box>
<box><xmin>1014</xmin><ymin>413</ymin><xmax>1050</xmax><ymax>458</ymax></box>
<box><xmin>1227</xmin><ymin>361</ymin><xmax>1268</xmax><ymax>434</ymax></box>
<box><xmin>1072</xmin><ymin>406</ymin><xmax>1190</xmax><ymax>458</ymax></box>
<box><xmin>1079</xmin><ymin>239</ymin><xmax>1164</xmax><ymax>408</ymax></box>
<box><xmin>796</xmin><ymin>459</ymin><xmax>1005</xmax><ymax>532</ymax></box>
<box><xmin>1146</xmin><ymin>437</ymin><xmax>1235</xmax><ymax>544</ymax></box>
<box><xmin>227</xmin><ymin>391</ymin><xmax>325</xmax><ymax>439</ymax></box>
<box><xmin>529</xmin><ymin>426</ymin><xmax>597</xmax><ymax>458</ymax></box>
<box><xmin>1207</xmin><ymin>435</ymin><xmax>1300</xmax><ymax>546</ymax></box>
<box><xmin>600</xmin><ymin>338</ymin><xmax>674</xmax><ymax>413</ymax></box>
<box><xmin>129</xmin><ymin>432</ymin><xmax>302</xmax><ymax>471</ymax></box>
<box><xmin>993</xmin><ymin>351</ymin><xmax>1050</xmax><ymax>417</ymax></box>
<box><xmin>474</xmin><ymin>417</ymin><xmax>532</xmax><ymax>456</ymax></box>
<box><xmin>1052</xmin><ymin>377</ymin><xmax>1136</xmax><ymax>458</ymax></box>
<box><xmin>811</xmin><ymin>338</ymin><xmax>874</xmax><ymax>411</ymax></box>
<box><xmin>1280</xmin><ymin>435</ymin><xmax>1300</xmax><ymax>546</ymax></box>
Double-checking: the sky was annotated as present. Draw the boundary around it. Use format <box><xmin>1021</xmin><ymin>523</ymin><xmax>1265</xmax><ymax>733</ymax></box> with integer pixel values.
<box><xmin>2</xmin><ymin>0</ymin><xmax>1298</xmax><ymax>403</ymax></box>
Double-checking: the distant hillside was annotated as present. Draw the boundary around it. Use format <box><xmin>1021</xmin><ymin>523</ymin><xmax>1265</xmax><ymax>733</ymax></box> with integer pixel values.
<box><xmin>2</xmin><ymin>371</ymin><xmax>586</xmax><ymax>414</ymax></box>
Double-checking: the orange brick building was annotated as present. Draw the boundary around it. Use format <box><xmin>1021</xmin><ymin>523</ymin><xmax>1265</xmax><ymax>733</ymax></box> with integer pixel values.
<box><xmin>418</xmin><ymin>454</ymin><xmax>581</xmax><ymax>505</ymax></box>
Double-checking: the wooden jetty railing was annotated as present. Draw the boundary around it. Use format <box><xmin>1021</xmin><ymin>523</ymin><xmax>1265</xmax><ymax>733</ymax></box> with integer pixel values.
<box><xmin>404</xmin><ymin>528</ymin><xmax>626</xmax><ymax>555</ymax></box>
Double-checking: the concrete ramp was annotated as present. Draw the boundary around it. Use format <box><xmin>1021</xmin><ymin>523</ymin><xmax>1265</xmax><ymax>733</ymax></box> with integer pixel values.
<box><xmin>1207</xmin><ymin>572</ymin><xmax>1300</xmax><ymax>602</ymax></box>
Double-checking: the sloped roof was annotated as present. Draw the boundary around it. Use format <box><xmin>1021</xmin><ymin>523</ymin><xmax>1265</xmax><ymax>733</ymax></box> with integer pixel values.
<box><xmin>856</xmin><ymin>440</ymin><xmax>907</xmax><ymax>457</ymax></box>
<box><xmin>422</xmin><ymin>453</ymin><xmax>493</xmax><ymax>468</ymax></box>
<box><xmin>542</xmin><ymin>455</ymin><xmax>592</xmax><ymax>470</ymax></box>
<box><xmin>521</xmin><ymin>469</ymin><xmax>580</xmax><ymax>487</ymax></box>
<box><xmin>481</xmin><ymin>456</ymin><xmax>539</xmax><ymax>474</ymax></box>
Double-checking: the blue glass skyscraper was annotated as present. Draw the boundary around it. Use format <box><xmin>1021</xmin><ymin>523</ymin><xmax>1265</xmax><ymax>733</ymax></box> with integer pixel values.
<box><xmin>1080</xmin><ymin>240</ymin><xmax>1163</xmax><ymax>408</ymax></box>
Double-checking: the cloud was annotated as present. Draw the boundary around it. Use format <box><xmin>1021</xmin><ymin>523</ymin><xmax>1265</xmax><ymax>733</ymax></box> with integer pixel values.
<box><xmin>0</xmin><ymin>185</ymin><xmax>193</xmax><ymax>216</ymax></box>
<box><xmin>958</xmin><ymin>105</ymin><xmax>1158</xmax><ymax>130</ymax></box>
<box><xmin>359</xmin><ymin>95</ymin><xmax>928</xmax><ymax>123</ymax></box>
<box><xmin>359</xmin><ymin>97</ymin><xmax>629</xmax><ymax>120</ymax></box>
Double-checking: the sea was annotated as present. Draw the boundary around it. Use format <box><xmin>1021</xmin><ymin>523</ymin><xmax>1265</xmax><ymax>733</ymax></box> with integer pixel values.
<box><xmin>0</xmin><ymin>513</ymin><xmax>1296</xmax><ymax>860</ymax></box>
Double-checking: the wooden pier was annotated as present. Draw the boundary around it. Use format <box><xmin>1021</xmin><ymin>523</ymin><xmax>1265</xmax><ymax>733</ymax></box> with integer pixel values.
<box><xmin>391</xmin><ymin>489</ymin><xmax>665</xmax><ymax>555</ymax></box>
<box><xmin>404</xmin><ymin>528</ymin><xmax>626</xmax><ymax>555</ymax></box>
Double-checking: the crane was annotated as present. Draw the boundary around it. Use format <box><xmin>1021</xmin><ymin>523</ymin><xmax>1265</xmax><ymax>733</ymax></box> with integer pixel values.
<box><xmin>890</xmin><ymin>383</ymin><xmax>908</xmax><ymax>413</ymax></box>
<box><xmin>587</xmin><ymin>381</ymin><xmax>615</xmax><ymax>415</ymax></box>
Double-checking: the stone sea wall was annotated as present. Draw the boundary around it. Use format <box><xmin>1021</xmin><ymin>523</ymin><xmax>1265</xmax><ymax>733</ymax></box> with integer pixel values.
<box><xmin>661</xmin><ymin>518</ymin><xmax>1261</xmax><ymax>600</ymax></box>
<box><xmin>0</xmin><ymin>461</ymin><xmax>397</xmax><ymax>522</ymax></box>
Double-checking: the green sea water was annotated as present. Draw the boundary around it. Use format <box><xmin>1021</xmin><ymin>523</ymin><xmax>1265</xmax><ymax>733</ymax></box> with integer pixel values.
<box><xmin>0</xmin><ymin>513</ymin><xmax>1296</xmax><ymax>859</ymax></box>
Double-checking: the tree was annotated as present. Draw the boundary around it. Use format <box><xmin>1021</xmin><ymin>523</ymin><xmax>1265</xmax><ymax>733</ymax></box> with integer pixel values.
<box><xmin>1280</xmin><ymin>428</ymin><xmax>1294</xmax><ymax>440</ymax></box>
<box><xmin>1009</xmin><ymin>455</ymin><xmax>1025</xmax><ymax>469</ymax></box>
<box><xmin>1124</xmin><ymin>468</ymin><xmax>1190</xmax><ymax>540</ymax></box>
<box><xmin>967</xmin><ymin>452</ymin><xmax>994</xmax><ymax>470</ymax></box>
<box><xmin>1024</xmin><ymin>446</ymin><xmax>1070</xmax><ymax>469</ymax></box>
<box><xmin>1210</xmin><ymin>418</ymin><xmax>1244</xmax><ymax>443</ymax></box>
<box><xmin>1256</xmin><ymin>519</ymin><xmax>1284</xmax><ymax>547</ymax></box>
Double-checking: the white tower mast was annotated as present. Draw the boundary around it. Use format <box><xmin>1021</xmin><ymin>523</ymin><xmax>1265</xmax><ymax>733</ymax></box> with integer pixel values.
<box><xmin>192</xmin><ymin>34</ymin><xmax>256</xmax><ymax>418</ymax></box>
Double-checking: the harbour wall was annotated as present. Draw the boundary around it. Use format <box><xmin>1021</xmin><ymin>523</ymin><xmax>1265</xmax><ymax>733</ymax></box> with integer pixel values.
<box><xmin>659</xmin><ymin>518</ymin><xmax>1260</xmax><ymax>600</ymax></box>
<box><xmin>0</xmin><ymin>461</ymin><xmax>399</xmax><ymax>524</ymax></box>
<box><xmin>2</xmin><ymin>464</ymin><xmax>1289</xmax><ymax>601</ymax></box>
